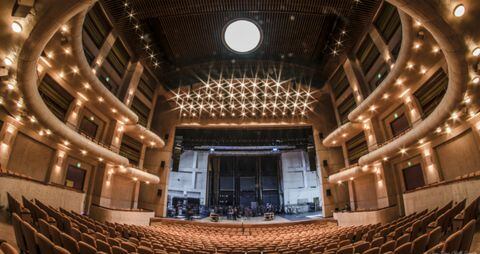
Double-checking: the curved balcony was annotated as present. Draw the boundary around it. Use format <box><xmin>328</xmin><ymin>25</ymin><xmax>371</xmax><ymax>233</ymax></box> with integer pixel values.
<box><xmin>327</xmin><ymin>164</ymin><xmax>374</xmax><ymax>184</ymax></box>
<box><xmin>124</xmin><ymin>124</ymin><xmax>165</xmax><ymax>148</ymax></box>
<box><xmin>357</xmin><ymin>0</ymin><xmax>468</xmax><ymax>165</ymax></box>
<box><xmin>16</xmin><ymin>0</ymin><xmax>130</xmax><ymax>164</ymax></box>
<box><xmin>347</xmin><ymin>10</ymin><xmax>414</xmax><ymax>122</ymax></box>
<box><xmin>71</xmin><ymin>9</ymin><xmax>138</xmax><ymax>124</ymax></box>
<box><xmin>322</xmin><ymin>122</ymin><xmax>363</xmax><ymax>147</ymax></box>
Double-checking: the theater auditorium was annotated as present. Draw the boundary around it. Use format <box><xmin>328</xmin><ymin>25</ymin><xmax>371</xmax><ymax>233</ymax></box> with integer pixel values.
<box><xmin>0</xmin><ymin>0</ymin><xmax>480</xmax><ymax>253</ymax></box>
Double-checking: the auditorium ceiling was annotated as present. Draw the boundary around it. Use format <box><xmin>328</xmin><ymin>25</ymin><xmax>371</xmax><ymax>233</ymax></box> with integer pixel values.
<box><xmin>100</xmin><ymin>0</ymin><xmax>381</xmax><ymax>89</ymax></box>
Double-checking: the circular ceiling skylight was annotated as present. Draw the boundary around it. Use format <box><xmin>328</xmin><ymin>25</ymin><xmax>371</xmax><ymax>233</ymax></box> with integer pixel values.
<box><xmin>223</xmin><ymin>19</ymin><xmax>262</xmax><ymax>53</ymax></box>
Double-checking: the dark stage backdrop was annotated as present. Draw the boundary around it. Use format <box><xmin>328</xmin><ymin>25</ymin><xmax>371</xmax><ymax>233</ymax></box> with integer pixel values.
<box><xmin>208</xmin><ymin>155</ymin><xmax>282</xmax><ymax>209</ymax></box>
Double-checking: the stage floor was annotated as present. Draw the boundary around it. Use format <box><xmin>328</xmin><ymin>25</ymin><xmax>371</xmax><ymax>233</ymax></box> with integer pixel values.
<box><xmin>197</xmin><ymin>211</ymin><xmax>324</xmax><ymax>224</ymax></box>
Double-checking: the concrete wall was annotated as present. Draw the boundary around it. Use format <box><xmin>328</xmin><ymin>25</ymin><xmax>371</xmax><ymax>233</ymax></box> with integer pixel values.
<box><xmin>281</xmin><ymin>150</ymin><xmax>322</xmax><ymax>205</ymax></box>
<box><xmin>0</xmin><ymin>175</ymin><xmax>86</xmax><ymax>213</ymax></box>
<box><xmin>334</xmin><ymin>205</ymin><xmax>398</xmax><ymax>226</ymax></box>
<box><xmin>89</xmin><ymin>205</ymin><xmax>154</xmax><ymax>225</ymax></box>
<box><xmin>167</xmin><ymin>150</ymin><xmax>209</xmax><ymax>205</ymax></box>
<box><xmin>434</xmin><ymin>129</ymin><xmax>480</xmax><ymax>181</ymax></box>
<box><xmin>353</xmin><ymin>174</ymin><xmax>378</xmax><ymax>210</ymax></box>
<box><xmin>403</xmin><ymin>177</ymin><xmax>480</xmax><ymax>215</ymax></box>
<box><xmin>7</xmin><ymin>132</ymin><xmax>55</xmax><ymax>181</ymax></box>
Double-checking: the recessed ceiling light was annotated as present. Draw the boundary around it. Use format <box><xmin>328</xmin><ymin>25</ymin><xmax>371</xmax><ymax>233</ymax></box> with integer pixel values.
<box><xmin>472</xmin><ymin>47</ymin><xmax>480</xmax><ymax>57</ymax></box>
<box><xmin>453</xmin><ymin>4</ymin><xmax>465</xmax><ymax>17</ymax></box>
<box><xmin>11</xmin><ymin>21</ymin><xmax>22</xmax><ymax>33</ymax></box>
<box><xmin>4</xmin><ymin>57</ymin><xmax>13</xmax><ymax>66</ymax></box>
<box><xmin>223</xmin><ymin>19</ymin><xmax>262</xmax><ymax>53</ymax></box>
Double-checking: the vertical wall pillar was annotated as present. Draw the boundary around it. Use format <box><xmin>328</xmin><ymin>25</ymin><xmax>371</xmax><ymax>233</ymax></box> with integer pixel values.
<box><xmin>48</xmin><ymin>150</ymin><xmax>67</xmax><ymax>184</ymax></box>
<box><xmin>369</xmin><ymin>26</ymin><xmax>394</xmax><ymax>66</ymax></box>
<box><xmin>344</xmin><ymin>57</ymin><xmax>368</xmax><ymax>104</ymax></box>
<box><xmin>140</xmin><ymin>125</ymin><xmax>176</xmax><ymax>217</ymax></box>
<box><xmin>65</xmin><ymin>99</ymin><xmax>84</xmax><ymax>129</ymax></box>
<box><xmin>0</xmin><ymin>118</ymin><xmax>19</xmax><ymax>170</ymax></box>
<box><xmin>92</xmin><ymin>31</ymin><xmax>117</xmax><ymax>71</ymax></box>
<box><xmin>119</xmin><ymin>62</ymin><xmax>143</xmax><ymax>106</ymax></box>
<box><xmin>313</xmin><ymin>126</ymin><xmax>348</xmax><ymax>217</ymax></box>
<box><xmin>419</xmin><ymin>142</ymin><xmax>441</xmax><ymax>184</ymax></box>
<box><xmin>402</xmin><ymin>92</ymin><xmax>422</xmax><ymax>125</ymax></box>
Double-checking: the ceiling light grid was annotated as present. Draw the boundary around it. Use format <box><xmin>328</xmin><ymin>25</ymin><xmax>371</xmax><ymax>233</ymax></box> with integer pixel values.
<box><xmin>173</xmin><ymin>77</ymin><xmax>315</xmax><ymax>119</ymax></box>
<box><xmin>122</xmin><ymin>1</ymin><xmax>161</xmax><ymax>68</ymax></box>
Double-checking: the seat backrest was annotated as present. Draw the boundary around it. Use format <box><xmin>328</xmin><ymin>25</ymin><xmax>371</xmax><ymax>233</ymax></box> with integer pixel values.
<box><xmin>362</xmin><ymin>247</ymin><xmax>379</xmax><ymax>254</ymax></box>
<box><xmin>137</xmin><ymin>246</ymin><xmax>154</xmax><ymax>254</ymax></box>
<box><xmin>20</xmin><ymin>219</ymin><xmax>39</xmax><ymax>254</ymax></box>
<box><xmin>53</xmin><ymin>246</ymin><xmax>70</xmax><ymax>254</ymax></box>
<box><xmin>463</xmin><ymin>201</ymin><xmax>477</xmax><ymax>226</ymax></box>
<box><xmin>370</xmin><ymin>237</ymin><xmax>384</xmax><ymax>248</ymax></box>
<box><xmin>436</xmin><ymin>201</ymin><xmax>452</xmax><ymax>217</ymax></box>
<box><xmin>0</xmin><ymin>242</ymin><xmax>19</xmax><ymax>254</ymax></box>
<box><xmin>78</xmin><ymin>241</ymin><xmax>97</xmax><ymax>254</ymax></box>
<box><xmin>48</xmin><ymin>225</ymin><xmax>62</xmax><ymax>246</ymax></box>
<box><xmin>11</xmin><ymin>213</ymin><xmax>27</xmax><ymax>253</ymax></box>
<box><xmin>379</xmin><ymin>240</ymin><xmax>395</xmax><ymax>254</ymax></box>
<box><xmin>458</xmin><ymin>219</ymin><xmax>476</xmax><ymax>253</ymax></box>
<box><xmin>354</xmin><ymin>241</ymin><xmax>370</xmax><ymax>254</ymax></box>
<box><xmin>35</xmin><ymin>232</ymin><xmax>55</xmax><ymax>254</ymax></box>
<box><xmin>425</xmin><ymin>243</ymin><xmax>443</xmax><ymax>254</ymax></box>
<box><xmin>112</xmin><ymin>246</ymin><xmax>128</xmax><ymax>254</ymax></box>
<box><xmin>96</xmin><ymin>240</ymin><xmax>112</xmax><ymax>254</ymax></box>
<box><xmin>337</xmin><ymin>246</ymin><xmax>353</xmax><ymax>254</ymax></box>
<box><xmin>60</xmin><ymin>232</ymin><xmax>79</xmax><ymax>254</ymax></box>
<box><xmin>394</xmin><ymin>234</ymin><xmax>410</xmax><ymax>248</ymax></box>
<box><xmin>393</xmin><ymin>242</ymin><xmax>411</xmax><ymax>254</ymax></box>
<box><xmin>38</xmin><ymin>219</ymin><xmax>51</xmax><ymax>239</ymax></box>
<box><xmin>80</xmin><ymin>233</ymin><xmax>96</xmax><ymax>248</ymax></box>
<box><xmin>411</xmin><ymin>233</ymin><xmax>428</xmax><ymax>254</ymax></box>
<box><xmin>120</xmin><ymin>241</ymin><xmax>137</xmax><ymax>253</ymax></box>
<box><xmin>107</xmin><ymin>238</ymin><xmax>120</xmax><ymax>247</ymax></box>
<box><xmin>442</xmin><ymin>229</ymin><xmax>463</xmax><ymax>253</ymax></box>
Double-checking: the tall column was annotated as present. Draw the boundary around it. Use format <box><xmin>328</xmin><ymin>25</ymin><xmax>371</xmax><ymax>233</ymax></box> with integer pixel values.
<box><xmin>92</xmin><ymin>31</ymin><xmax>117</xmax><ymax>71</ymax></box>
<box><xmin>419</xmin><ymin>142</ymin><xmax>441</xmax><ymax>184</ymax></box>
<box><xmin>312</xmin><ymin>126</ymin><xmax>347</xmax><ymax>217</ymax></box>
<box><xmin>140</xmin><ymin>125</ymin><xmax>176</xmax><ymax>216</ymax></box>
<box><xmin>119</xmin><ymin>62</ymin><xmax>143</xmax><ymax>106</ymax></box>
<box><xmin>344</xmin><ymin>57</ymin><xmax>368</xmax><ymax>103</ymax></box>
<box><xmin>369</xmin><ymin>26</ymin><xmax>394</xmax><ymax>66</ymax></box>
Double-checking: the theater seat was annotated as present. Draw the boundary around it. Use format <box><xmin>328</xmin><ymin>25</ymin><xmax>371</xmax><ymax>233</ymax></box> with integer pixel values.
<box><xmin>411</xmin><ymin>233</ymin><xmax>428</xmax><ymax>254</ymax></box>
<box><xmin>441</xmin><ymin>229</ymin><xmax>463</xmax><ymax>253</ymax></box>
<box><xmin>11</xmin><ymin>214</ymin><xmax>27</xmax><ymax>254</ymax></box>
<box><xmin>53</xmin><ymin>246</ymin><xmax>71</xmax><ymax>254</ymax></box>
<box><xmin>78</xmin><ymin>241</ymin><xmax>97</xmax><ymax>254</ymax></box>
<box><xmin>0</xmin><ymin>242</ymin><xmax>19</xmax><ymax>254</ymax></box>
<box><xmin>112</xmin><ymin>246</ymin><xmax>128</xmax><ymax>254</ymax></box>
<box><xmin>60</xmin><ymin>232</ymin><xmax>79</xmax><ymax>254</ymax></box>
<box><xmin>35</xmin><ymin>232</ymin><xmax>55</xmax><ymax>254</ymax></box>
<box><xmin>379</xmin><ymin>241</ymin><xmax>395</xmax><ymax>254</ymax></box>
<box><xmin>362</xmin><ymin>247</ymin><xmax>379</xmax><ymax>254</ymax></box>
<box><xmin>20</xmin><ymin>218</ymin><xmax>39</xmax><ymax>254</ymax></box>
<box><xmin>426</xmin><ymin>227</ymin><xmax>442</xmax><ymax>249</ymax></box>
<box><xmin>458</xmin><ymin>219</ymin><xmax>476</xmax><ymax>253</ymax></box>
<box><xmin>393</xmin><ymin>243</ymin><xmax>411</xmax><ymax>254</ymax></box>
